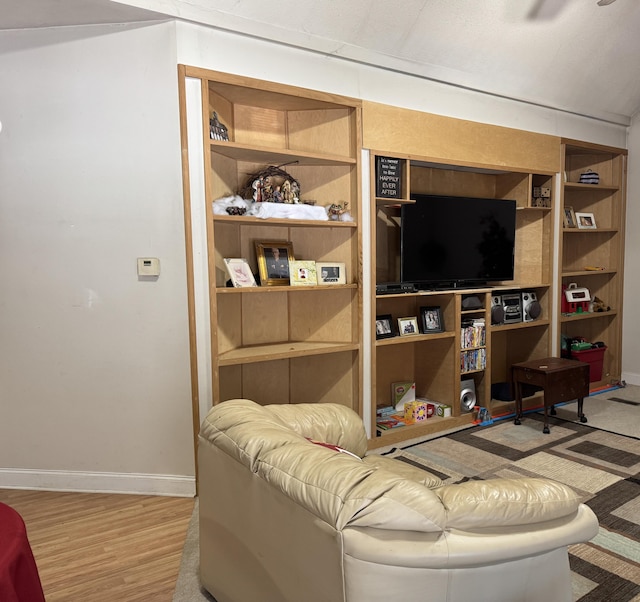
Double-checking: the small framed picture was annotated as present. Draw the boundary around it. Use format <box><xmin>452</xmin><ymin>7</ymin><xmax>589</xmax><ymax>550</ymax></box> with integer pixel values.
<box><xmin>398</xmin><ymin>316</ymin><xmax>419</xmax><ymax>336</ymax></box>
<box><xmin>420</xmin><ymin>306</ymin><xmax>445</xmax><ymax>333</ymax></box>
<box><xmin>223</xmin><ymin>258</ymin><xmax>257</xmax><ymax>288</ymax></box>
<box><xmin>563</xmin><ymin>206</ymin><xmax>577</xmax><ymax>228</ymax></box>
<box><xmin>575</xmin><ymin>212</ymin><xmax>597</xmax><ymax>229</ymax></box>
<box><xmin>255</xmin><ymin>240</ymin><xmax>294</xmax><ymax>286</ymax></box>
<box><xmin>316</xmin><ymin>262</ymin><xmax>346</xmax><ymax>285</ymax></box>
<box><xmin>289</xmin><ymin>260</ymin><xmax>317</xmax><ymax>286</ymax></box>
<box><xmin>375</xmin><ymin>314</ymin><xmax>395</xmax><ymax>339</ymax></box>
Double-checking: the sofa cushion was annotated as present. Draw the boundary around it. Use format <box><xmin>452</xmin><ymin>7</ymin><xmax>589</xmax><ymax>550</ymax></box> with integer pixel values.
<box><xmin>257</xmin><ymin>442</ymin><xmax>447</xmax><ymax>532</ymax></box>
<box><xmin>436</xmin><ymin>478</ymin><xmax>581</xmax><ymax>529</ymax></box>
<box><xmin>363</xmin><ymin>455</ymin><xmax>444</xmax><ymax>488</ymax></box>
<box><xmin>266</xmin><ymin>403</ymin><xmax>368</xmax><ymax>457</ymax></box>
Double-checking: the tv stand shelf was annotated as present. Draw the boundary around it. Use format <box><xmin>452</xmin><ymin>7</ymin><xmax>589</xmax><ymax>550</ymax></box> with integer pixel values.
<box><xmin>369</xmin><ymin>151</ymin><xmax>555</xmax><ymax>448</ymax></box>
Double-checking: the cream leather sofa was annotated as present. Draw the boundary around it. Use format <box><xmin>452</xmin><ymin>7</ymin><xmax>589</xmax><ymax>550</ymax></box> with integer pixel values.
<box><xmin>198</xmin><ymin>399</ymin><xmax>598</xmax><ymax>602</ymax></box>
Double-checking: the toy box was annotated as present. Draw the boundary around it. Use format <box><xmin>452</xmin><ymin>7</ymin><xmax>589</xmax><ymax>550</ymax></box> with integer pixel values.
<box><xmin>403</xmin><ymin>400</ymin><xmax>434</xmax><ymax>423</ymax></box>
<box><xmin>392</xmin><ymin>381</ymin><xmax>416</xmax><ymax>411</ymax></box>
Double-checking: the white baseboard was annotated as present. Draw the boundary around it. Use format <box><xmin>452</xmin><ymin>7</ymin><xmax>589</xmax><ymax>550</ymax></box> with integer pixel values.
<box><xmin>621</xmin><ymin>371</ymin><xmax>640</xmax><ymax>386</ymax></box>
<box><xmin>0</xmin><ymin>468</ymin><xmax>196</xmax><ymax>497</ymax></box>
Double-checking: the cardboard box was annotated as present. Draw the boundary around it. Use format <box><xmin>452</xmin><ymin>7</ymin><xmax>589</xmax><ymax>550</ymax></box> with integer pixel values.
<box><xmin>403</xmin><ymin>400</ymin><xmax>433</xmax><ymax>423</ymax></box>
<box><xmin>392</xmin><ymin>381</ymin><xmax>415</xmax><ymax>411</ymax></box>
<box><xmin>427</xmin><ymin>401</ymin><xmax>452</xmax><ymax>417</ymax></box>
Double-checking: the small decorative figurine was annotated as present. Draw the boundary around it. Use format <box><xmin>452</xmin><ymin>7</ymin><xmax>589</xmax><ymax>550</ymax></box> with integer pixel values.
<box><xmin>210</xmin><ymin>112</ymin><xmax>229</xmax><ymax>141</ymax></box>
<box><xmin>327</xmin><ymin>202</ymin><xmax>349</xmax><ymax>221</ymax></box>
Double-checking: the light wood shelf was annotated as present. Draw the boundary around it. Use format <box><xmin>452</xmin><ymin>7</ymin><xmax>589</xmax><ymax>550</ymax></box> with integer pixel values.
<box><xmin>219</xmin><ymin>341</ymin><xmax>359</xmax><ymax>366</ymax></box>
<box><xmin>559</xmin><ymin>139</ymin><xmax>627</xmax><ymax>388</ymax></box>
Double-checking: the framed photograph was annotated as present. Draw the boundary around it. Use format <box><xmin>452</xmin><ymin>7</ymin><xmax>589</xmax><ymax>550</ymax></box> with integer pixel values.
<box><xmin>289</xmin><ymin>260</ymin><xmax>317</xmax><ymax>286</ymax></box>
<box><xmin>375</xmin><ymin>314</ymin><xmax>395</xmax><ymax>339</ymax></box>
<box><xmin>316</xmin><ymin>262</ymin><xmax>346</xmax><ymax>285</ymax></box>
<box><xmin>255</xmin><ymin>240</ymin><xmax>294</xmax><ymax>286</ymax></box>
<box><xmin>563</xmin><ymin>206</ymin><xmax>577</xmax><ymax>228</ymax></box>
<box><xmin>223</xmin><ymin>258</ymin><xmax>257</xmax><ymax>288</ymax></box>
<box><xmin>398</xmin><ymin>316</ymin><xmax>419</xmax><ymax>337</ymax></box>
<box><xmin>420</xmin><ymin>306</ymin><xmax>445</xmax><ymax>333</ymax></box>
<box><xmin>575</xmin><ymin>212</ymin><xmax>597</xmax><ymax>229</ymax></box>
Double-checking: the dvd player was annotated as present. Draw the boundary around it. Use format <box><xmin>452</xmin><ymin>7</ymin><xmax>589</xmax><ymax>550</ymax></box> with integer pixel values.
<box><xmin>376</xmin><ymin>282</ymin><xmax>416</xmax><ymax>295</ymax></box>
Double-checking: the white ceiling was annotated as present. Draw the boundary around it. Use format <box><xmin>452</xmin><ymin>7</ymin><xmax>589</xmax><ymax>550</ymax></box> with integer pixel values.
<box><xmin>2</xmin><ymin>0</ymin><xmax>640</xmax><ymax>125</ymax></box>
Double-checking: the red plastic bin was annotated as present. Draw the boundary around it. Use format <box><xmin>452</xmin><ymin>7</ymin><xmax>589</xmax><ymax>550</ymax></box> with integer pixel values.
<box><xmin>570</xmin><ymin>346</ymin><xmax>607</xmax><ymax>382</ymax></box>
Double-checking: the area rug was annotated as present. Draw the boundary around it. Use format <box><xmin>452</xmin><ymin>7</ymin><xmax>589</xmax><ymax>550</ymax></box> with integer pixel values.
<box><xmin>388</xmin><ymin>413</ymin><xmax>640</xmax><ymax>601</ymax></box>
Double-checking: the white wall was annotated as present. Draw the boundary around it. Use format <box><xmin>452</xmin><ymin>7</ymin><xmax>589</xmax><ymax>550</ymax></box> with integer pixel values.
<box><xmin>0</xmin><ymin>21</ymin><xmax>195</xmax><ymax>495</ymax></box>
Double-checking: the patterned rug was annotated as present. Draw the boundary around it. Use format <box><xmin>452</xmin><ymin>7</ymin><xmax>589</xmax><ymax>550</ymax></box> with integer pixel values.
<box><xmin>387</xmin><ymin>413</ymin><xmax>640</xmax><ymax>602</ymax></box>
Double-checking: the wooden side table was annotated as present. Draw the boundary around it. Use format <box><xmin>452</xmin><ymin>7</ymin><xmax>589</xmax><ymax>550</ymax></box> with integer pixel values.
<box><xmin>512</xmin><ymin>357</ymin><xmax>590</xmax><ymax>434</ymax></box>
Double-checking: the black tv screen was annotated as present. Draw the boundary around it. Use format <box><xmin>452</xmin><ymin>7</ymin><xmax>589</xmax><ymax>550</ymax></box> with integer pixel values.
<box><xmin>401</xmin><ymin>194</ymin><xmax>516</xmax><ymax>289</ymax></box>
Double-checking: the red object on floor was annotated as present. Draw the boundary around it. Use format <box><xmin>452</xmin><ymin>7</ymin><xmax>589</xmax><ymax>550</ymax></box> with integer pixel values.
<box><xmin>0</xmin><ymin>502</ymin><xmax>45</xmax><ymax>602</ymax></box>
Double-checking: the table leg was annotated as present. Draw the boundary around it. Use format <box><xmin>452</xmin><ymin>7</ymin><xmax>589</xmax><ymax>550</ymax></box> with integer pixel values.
<box><xmin>577</xmin><ymin>397</ymin><xmax>588</xmax><ymax>423</ymax></box>
<box><xmin>543</xmin><ymin>401</ymin><xmax>550</xmax><ymax>434</ymax></box>
<box><xmin>514</xmin><ymin>380</ymin><xmax>522</xmax><ymax>426</ymax></box>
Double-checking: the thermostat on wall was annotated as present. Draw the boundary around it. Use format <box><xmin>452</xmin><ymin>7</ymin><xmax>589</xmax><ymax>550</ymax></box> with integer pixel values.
<box><xmin>137</xmin><ymin>257</ymin><xmax>160</xmax><ymax>277</ymax></box>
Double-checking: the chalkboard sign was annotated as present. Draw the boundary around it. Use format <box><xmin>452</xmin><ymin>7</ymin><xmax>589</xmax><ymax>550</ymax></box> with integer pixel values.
<box><xmin>375</xmin><ymin>156</ymin><xmax>404</xmax><ymax>199</ymax></box>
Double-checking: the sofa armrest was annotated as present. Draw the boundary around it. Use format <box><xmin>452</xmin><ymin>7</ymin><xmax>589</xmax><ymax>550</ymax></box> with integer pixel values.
<box><xmin>266</xmin><ymin>403</ymin><xmax>368</xmax><ymax>458</ymax></box>
<box><xmin>435</xmin><ymin>478</ymin><xmax>582</xmax><ymax>529</ymax></box>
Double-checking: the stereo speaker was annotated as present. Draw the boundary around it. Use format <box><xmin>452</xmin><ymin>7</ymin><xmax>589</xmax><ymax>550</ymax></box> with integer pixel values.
<box><xmin>460</xmin><ymin>378</ymin><xmax>476</xmax><ymax>413</ymax></box>
<box><xmin>522</xmin><ymin>291</ymin><xmax>541</xmax><ymax>322</ymax></box>
<box><xmin>491</xmin><ymin>295</ymin><xmax>504</xmax><ymax>325</ymax></box>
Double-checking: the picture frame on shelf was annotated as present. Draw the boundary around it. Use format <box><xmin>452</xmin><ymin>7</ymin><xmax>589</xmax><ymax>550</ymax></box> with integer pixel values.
<box><xmin>420</xmin><ymin>306</ymin><xmax>445</xmax><ymax>333</ymax></box>
<box><xmin>398</xmin><ymin>316</ymin><xmax>419</xmax><ymax>336</ymax></box>
<box><xmin>223</xmin><ymin>258</ymin><xmax>257</xmax><ymax>288</ymax></box>
<box><xmin>375</xmin><ymin>315</ymin><xmax>395</xmax><ymax>339</ymax></box>
<box><xmin>289</xmin><ymin>260</ymin><xmax>318</xmax><ymax>286</ymax></box>
<box><xmin>316</xmin><ymin>262</ymin><xmax>346</xmax><ymax>285</ymax></box>
<box><xmin>563</xmin><ymin>206</ymin><xmax>577</xmax><ymax>228</ymax></box>
<box><xmin>575</xmin><ymin>212</ymin><xmax>597</xmax><ymax>230</ymax></box>
<box><xmin>255</xmin><ymin>240</ymin><xmax>294</xmax><ymax>286</ymax></box>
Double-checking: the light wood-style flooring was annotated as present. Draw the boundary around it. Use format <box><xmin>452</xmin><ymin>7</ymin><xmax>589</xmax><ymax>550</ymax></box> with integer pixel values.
<box><xmin>0</xmin><ymin>489</ymin><xmax>195</xmax><ymax>601</ymax></box>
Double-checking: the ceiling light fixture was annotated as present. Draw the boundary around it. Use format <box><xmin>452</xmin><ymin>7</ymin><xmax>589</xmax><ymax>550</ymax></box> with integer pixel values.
<box><xmin>597</xmin><ymin>0</ymin><xmax>617</xmax><ymax>6</ymax></box>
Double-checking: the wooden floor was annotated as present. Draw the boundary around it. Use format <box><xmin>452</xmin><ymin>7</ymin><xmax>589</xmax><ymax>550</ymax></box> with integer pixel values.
<box><xmin>0</xmin><ymin>489</ymin><xmax>195</xmax><ymax>602</ymax></box>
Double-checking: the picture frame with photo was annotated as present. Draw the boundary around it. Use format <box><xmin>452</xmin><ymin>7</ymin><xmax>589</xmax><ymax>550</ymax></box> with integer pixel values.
<box><xmin>375</xmin><ymin>314</ymin><xmax>395</xmax><ymax>339</ymax></box>
<box><xmin>223</xmin><ymin>258</ymin><xmax>258</xmax><ymax>288</ymax></box>
<box><xmin>289</xmin><ymin>260</ymin><xmax>318</xmax><ymax>286</ymax></box>
<box><xmin>398</xmin><ymin>316</ymin><xmax>419</xmax><ymax>337</ymax></box>
<box><xmin>255</xmin><ymin>240</ymin><xmax>294</xmax><ymax>286</ymax></box>
<box><xmin>563</xmin><ymin>206</ymin><xmax>577</xmax><ymax>229</ymax></box>
<box><xmin>420</xmin><ymin>306</ymin><xmax>445</xmax><ymax>333</ymax></box>
<box><xmin>575</xmin><ymin>212</ymin><xmax>597</xmax><ymax>230</ymax></box>
<box><xmin>316</xmin><ymin>262</ymin><xmax>346</xmax><ymax>285</ymax></box>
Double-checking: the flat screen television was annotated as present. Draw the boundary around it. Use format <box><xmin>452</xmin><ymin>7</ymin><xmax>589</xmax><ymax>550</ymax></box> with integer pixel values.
<box><xmin>401</xmin><ymin>194</ymin><xmax>517</xmax><ymax>289</ymax></box>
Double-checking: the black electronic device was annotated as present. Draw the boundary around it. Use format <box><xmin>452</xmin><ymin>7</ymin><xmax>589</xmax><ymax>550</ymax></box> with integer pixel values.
<box><xmin>376</xmin><ymin>282</ymin><xmax>416</xmax><ymax>295</ymax></box>
<box><xmin>401</xmin><ymin>194</ymin><xmax>516</xmax><ymax>290</ymax></box>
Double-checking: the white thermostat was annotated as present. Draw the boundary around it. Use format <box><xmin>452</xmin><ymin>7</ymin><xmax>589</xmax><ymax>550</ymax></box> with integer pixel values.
<box><xmin>137</xmin><ymin>257</ymin><xmax>161</xmax><ymax>277</ymax></box>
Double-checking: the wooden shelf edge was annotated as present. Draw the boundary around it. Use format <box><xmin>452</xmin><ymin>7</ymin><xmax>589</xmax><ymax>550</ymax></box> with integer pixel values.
<box><xmin>564</xmin><ymin>181</ymin><xmax>619</xmax><ymax>191</ymax></box>
<box><xmin>217</xmin><ymin>283</ymin><xmax>358</xmax><ymax>294</ymax></box>
<box><xmin>375</xmin><ymin>197</ymin><xmax>414</xmax><ymax>205</ymax></box>
<box><xmin>213</xmin><ymin>214</ymin><xmax>358</xmax><ymax>228</ymax></box>
<box><xmin>560</xmin><ymin>310</ymin><xmax>617</xmax><ymax>322</ymax></box>
<box><xmin>368</xmin><ymin>414</ymin><xmax>474</xmax><ymax>449</ymax></box>
<box><xmin>562</xmin><ymin>228</ymin><xmax>618</xmax><ymax>234</ymax></box>
<box><xmin>210</xmin><ymin>139</ymin><xmax>356</xmax><ymax>166</ymax></box>
<box><xmin>218</xmin><ymin>341</ymin><xmax>359</xmax><ymax>366</ymax></box>
<box><xmin>376</xmin><ymin>331</ymin><xmax>455</xmax><ymax>346</ymax></box>
<box><xmin>491</xmin><ymin>319</ymin><xmax>550</xmax><ymax>332</ymax></box>
<box><xmin>562</xmin><ymin>269</ymin><xmax>616</xmax><ymax>277</ymax></box>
